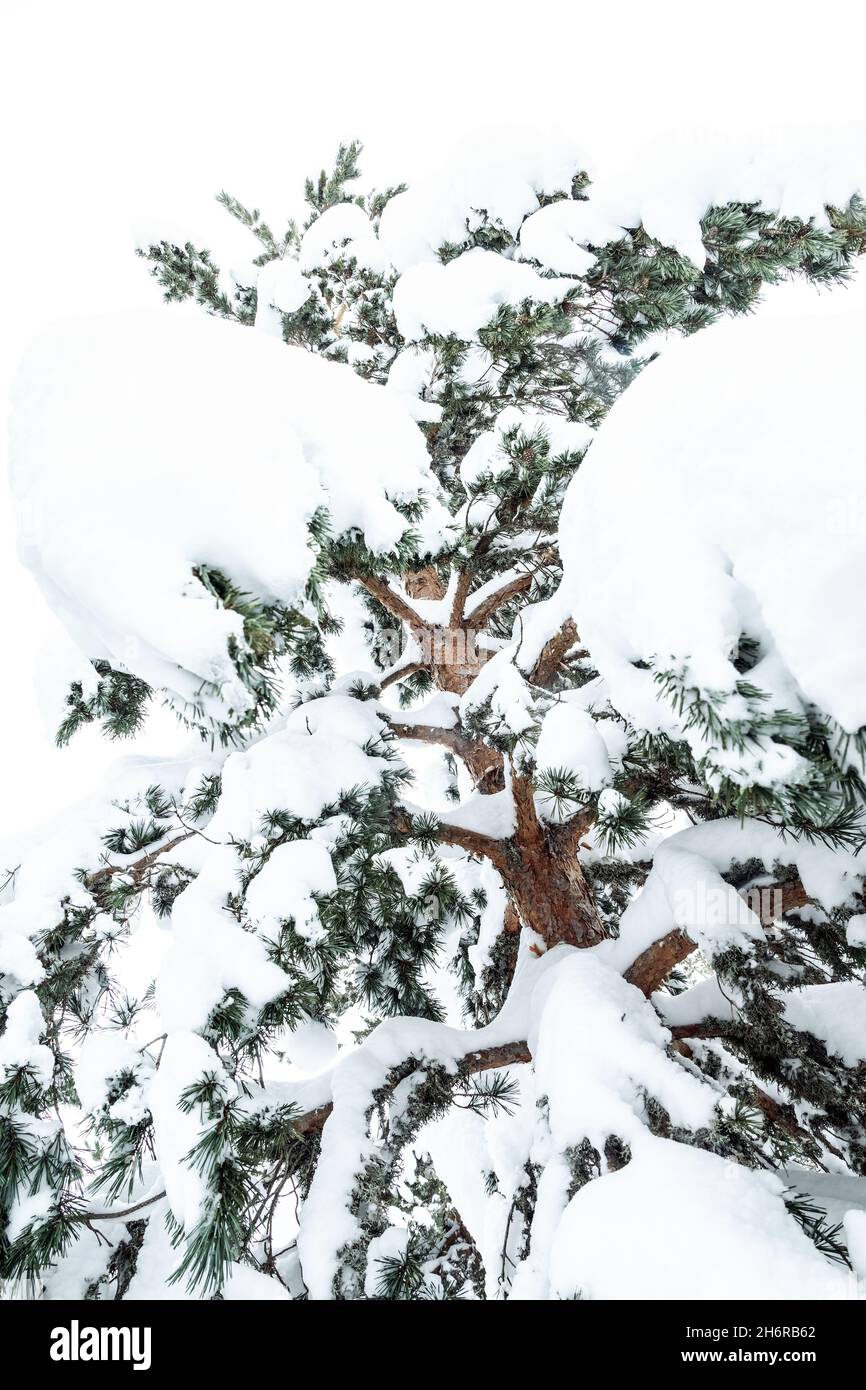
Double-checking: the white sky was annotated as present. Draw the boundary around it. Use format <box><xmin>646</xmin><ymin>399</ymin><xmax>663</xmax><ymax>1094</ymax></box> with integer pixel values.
<box><xmin>2</xmin><ymin>0</ymin><xmax>866</xmax><ymax>848</ymax></box>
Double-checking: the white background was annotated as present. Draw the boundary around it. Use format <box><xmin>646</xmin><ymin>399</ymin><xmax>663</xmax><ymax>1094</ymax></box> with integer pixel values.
<box><xmin>2</xmin><ymin>0</ymin><xmax>865</xmax><ymax>847</ymax></box>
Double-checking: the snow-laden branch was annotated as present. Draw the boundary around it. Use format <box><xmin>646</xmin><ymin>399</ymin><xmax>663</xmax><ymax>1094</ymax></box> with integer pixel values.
<box><xmin>293</xmin><ymin>941</ymin><xmax>557</xmax><ymax>1298</ymax></box>
<box><xmin>624</xmin><ymin>877</ymin><xmax>812</xmax><ymax>996</ymax></box>
<box><xmin>354</xmin><ymin>573</ymin><xmax>430</xmax><ymax>633</ymax></box>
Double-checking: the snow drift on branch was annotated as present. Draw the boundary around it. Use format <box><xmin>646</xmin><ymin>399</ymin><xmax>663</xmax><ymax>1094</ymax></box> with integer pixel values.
<box><xmin>559</xmin><ymin>274</ymin><xmax>866</xmax><ymax>774</ymax></box>
<box><xmin>9</xmin><ymin>307</ymin><xmax>435</xmax><ymax>719</ymax></box>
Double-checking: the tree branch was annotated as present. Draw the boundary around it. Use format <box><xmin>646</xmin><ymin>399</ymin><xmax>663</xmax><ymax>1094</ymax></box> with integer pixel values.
<box><xmin>86</xmin><ymin>832</ymin><xmax>196</xmax><ymax>892</ymax></box>
<box><xmin>625</xmin><ymin>877</ymin><xmax>813</xmax><ymax>997</ymax></box>
<box><xmin>355</xmin><ymin>574</ymin><xmax>429</xmax><ymax>632</ymax></box>
<box><xmin>378</xmin><ymin>661</ymin><xmax>427</xmax><ymax>693</ymax></box>
<box><xmin>390</xmin><ymin>806</ymin><xmax>510</xmax><ymax>872</ymax></box>
<box><xmin>464</xmin><ymin>547</ymin><xmax>557</xmax><ymax>629</ymax></box>
<box><xmin>449</xmin><ymin>569</ymin><xmax>475</xmax><ymax>628</ymax></box>
<box><xmin>289</xmin><ymin>1041</ymin><xmax>532</xmax><ymax>1139</ymax></box>
<box><xmin>527</xmin><ymin>618</ymin><xmax>585</xmax><ymax>688</ymax></box>
<box><xmin>388</xmin><ymin>718</ymin><xmax>504</xmax><ymax>792</ymax></box>
<box><xmin>83</xmin><ymin>1190</ymin><xmax>167</xmax><ymax>1223</ymax></box>
<box><xmin>624</xmin><ymin>928</ymin><xmax>694</xmax><ymax>997</ymax></box>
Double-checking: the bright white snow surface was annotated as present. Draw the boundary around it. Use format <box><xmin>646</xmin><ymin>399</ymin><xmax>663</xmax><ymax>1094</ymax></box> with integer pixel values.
<box><xmin>378</xmin><ymin>125</ymin><xmax>866</xmax><ymax>278</ymax></box>
<box><xmin>9</xmin><ymin>306</ymin><xmax>436</xmax><ymax>720</ymax></box>
<box><xmin>559</xmin><ymin>274</ymin><xmax>866</xmax><ymax>771</ymax></box>
<box><xmin>292</xmin><ymin>940</ymin><xmax>862</xmax><ymax>1300</ymax></box>
<box><xmin>549</xmin><ymin>1140</ymin><xmax>854</xmax><ymax>1301</ymax></box>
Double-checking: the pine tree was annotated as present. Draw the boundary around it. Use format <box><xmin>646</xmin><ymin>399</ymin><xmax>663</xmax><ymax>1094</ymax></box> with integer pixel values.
<box><xmin>3</xmin><ymin>135</ymin><xmax>866</xmax><ymax>1301</ymax></box>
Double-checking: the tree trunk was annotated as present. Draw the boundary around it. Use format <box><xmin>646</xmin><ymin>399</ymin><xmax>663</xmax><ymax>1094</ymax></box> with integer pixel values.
<box><xmin>501</xmin><ymin>840</ymin><xmax>606</xmax><ymax>949</ymax></box>
<box><xmin>504</xmin><ymin>772</ymin><xmax>605</xmax><ymax>949</ymax></box>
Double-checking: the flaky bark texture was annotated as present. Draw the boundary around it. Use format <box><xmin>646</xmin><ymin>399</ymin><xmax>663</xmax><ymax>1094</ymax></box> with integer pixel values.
<box><xmin>380</xmin><ymin>571</ymin><xmax>606</xmax><ymax>952</ymax></box>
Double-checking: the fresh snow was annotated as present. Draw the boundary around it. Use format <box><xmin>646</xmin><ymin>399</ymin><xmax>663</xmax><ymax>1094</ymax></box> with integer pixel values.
<box><xmin>607</xmin><ymin>816</ymin><xmax>865</xmax><ymax>973</ymax></box>
<box><xmin>780</xmin><ymin>982</ymin><xmax>866</xmax><ymax>1067</ymax></box>
<box><xmin>10</xmin><ymin>307</ymin><xmax>436</xmax><ymax>720</ymax></box>
<box><xmin>393</xmin><ymin>249</ymin><xmax>572</xmax><ymax>343</ymax></box>
<box><xmin>148</xmin><ymin>1031</ymin><xmax>233</xmax><ymax>1229</ymax></box>
<box><xmin>244</xmin><ymin>839</ymin><xmax>337</xmax><ymax>942</ymax></box>
<box><xmin>560</xmin><ymin>273</ymin><xmax>866</xmax><ymax>769</ymax></box>
<box><xmin>549</xmin><ymin>1140</ymin><xmax>855</xmax><ymax>1301</ymax></box>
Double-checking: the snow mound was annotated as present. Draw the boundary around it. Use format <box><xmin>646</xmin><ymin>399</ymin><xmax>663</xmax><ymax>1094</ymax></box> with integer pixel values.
<box><xmin>559</xmin><ymin>274</ymin><xmax>866</xmax><ymax>770</ymax></box>
<box><xmin>378</xmin><ymin>129</ymin><xmax>587</xmax><ymax>272</ymax></box>
<box><xmin>551</xmin><ymin>125</ymin><xmax>866</xmax><ymax>269</ymax></box>
<box><xmin>393</xmin><ymin>249</ymin><xmax>571</xmax><ymax>343</ymax></box>
<box><xmin>10</xmin><ymin>307</ymin><xmax>434</xmax><ymax>719</ymax></box>
<box><xmin>781</xmin><ymin>981</ymin><xmax>866</xmax><ymax>1067</ymax></box>
<box><xmin>550</xmin><ymin>1139</ymin><xmax>854</xmax><ymax>1300</ymax></box>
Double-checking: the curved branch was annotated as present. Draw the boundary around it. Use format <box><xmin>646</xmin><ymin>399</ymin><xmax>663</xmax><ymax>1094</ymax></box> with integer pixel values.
<box><xmin>527</xmin><ymin>618</ymin><xmax>585</xmax><ymax>688</ymax></box>
<box><xmin>390</xmin><ymin>806</ymin><xmax>510</xmax><ymax>872</ymax></box>
<box><xmin>86</xmin><ymin>831</ymin><xmax>196</xmax><ymax>892</ymax></box>
<box><xmin>83</xmin><ymin>1189</ymin><xmax>167</xmax><ymax>1223</ymax></box>
<box><xmin>625</xmin><ymin>877</ymin><xmax>813</xmax><ymax>997</ymax></box>
<box><xmin>464</xmin><ymin>547</ymin><xmax>557</xmax><ymax>629</ymax></box>
<box><xmin>378</xmin><ymin>661</ymin><xmax>428</xmax><ymax>693</ymax></box>
<box><xmin>355</xmin><ymin>574</ymin><xmax>429</xmax><ymax>633</ymax></box>
<box><xmin>388</xmin><ymin>719</ymin><xmax>504</xmax><ymax>792</ymax></box>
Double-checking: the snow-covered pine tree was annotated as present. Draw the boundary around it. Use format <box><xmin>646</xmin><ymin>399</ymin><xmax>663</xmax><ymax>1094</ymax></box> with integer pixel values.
<box><xmin>3</xmin><ymin>132</ymin><xmax>866</xmax><ymax>1300</ymax></box>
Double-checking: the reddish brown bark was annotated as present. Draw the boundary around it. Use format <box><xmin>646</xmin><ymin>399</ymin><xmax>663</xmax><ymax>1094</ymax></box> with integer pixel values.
<box><xmin>625</xmin><ymin>878</ymin><xmax>813</xmax><ymax>997</ymax></box>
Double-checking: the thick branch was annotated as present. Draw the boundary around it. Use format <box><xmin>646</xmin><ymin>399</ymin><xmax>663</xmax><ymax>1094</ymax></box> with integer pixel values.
<box><xmin>625</xmin><ymin>878</ymin><xmax>813</xmax><ymax>997</ymax></box>
<box><xmin>389</xmin><ymin>719</ymin><xmax>504</xmax><ymax>792</ymax></box>
<box><xmin>390</xmin><ymin>806</ymin><xmax>509</xmax><ymax>872</ymax></box>
<box><xmin>527</xmin><ymin>618</ymin><xmax>584</xmax><ymax>688</ymax></box>
<box><xmin>464</xmin><ymin>547</ymin><xmax>557</xmax><ymax>629</ymax></box>
<box><xmin>356</xmin><ymin>574</ymin><xmax>429</xmax><ymax>632</ymax></box>
<box><xmin>625</xmin><ymin>928</ymin><xmax>694</xmax><ymax>997</ymax></box>
<box><xmin>449</xmin><ymin>569</ymin><xmax>475</xmax><ymax>628</ymax></box>
<box><xmin>404</xmin><ymin>566</ymin><xmax>446</xmax><ymax>602</ymax></box>
<box><xmin>465</xmin><ymin>571</ymin><xmax>537</xmax><ymax>629</ymax></box>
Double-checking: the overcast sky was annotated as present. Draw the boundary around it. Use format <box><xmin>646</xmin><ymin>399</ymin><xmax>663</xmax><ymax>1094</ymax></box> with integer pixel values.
<box><xmin>3</xmin><ymin>0</ymin><xmax>865</xmax><ymax>847</ymax></box>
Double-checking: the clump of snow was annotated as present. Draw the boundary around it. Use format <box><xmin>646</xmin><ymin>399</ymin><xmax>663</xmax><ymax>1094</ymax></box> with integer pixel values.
<box><xmin>386</xmin><ymin>347</ymin><xmax>443</xmax><ymax>423</ymax></box>
<box><xmin>299</xmin><ymin>202</ymin><xmax>386</xmax><ymax>274</ymax></box>
<box><xmin>781</xmin><ymin>982</ymin><xmax>866</xmax><ymax>1067</ymax></box>
<box><xmin>75</xmin><ymin>1033</ymin><xmax>149</xmax><ymax>1118</ymax></box>
<box><xmin>148</xmin><ymin>1031</ymin><xmax>233</xmax><ymax>1230</ymax></box>
<box><xmin>0</xmin><ymin>990</ymin><xmax>53</xmax><ymax>1086</ymax></box>
<box><xmin>253</xmin><ymin>255</ymin><xmax>311</xmax><ymax>335</ymax></box>
<box><xmin>549</xmin><ymin>1139</ymin><xmax>854</xmax><ymax>1300</ymax></box>
<box><xmin>245</xmin><ymin>840</ymin><xmax>337</xmax><ymax>942</ymax></box>
<box><xmin>155</xmin><ymin>844</ymin><xmax>290</xmax><ymax>1033</ymax></box>
<box><xmin>363</xmin><ymin>1226</ymin><xmax>409</xmax><ymax>1297</ymax></box>
<box><xmin>519</xmin><ymin>198</ymin><xmax>617</xmax><ymax>273</ymax></box>
<box><xmin>847</xmin><ymin>913</ymin><xmax>866</xmax><ymax>947</ymax></box>
<box><xmin>10</xmin><ymin>307</ymin><xmax>436</xmax><ymax>721</ymax></box>
<box><xmin>393</xmin><ymin>249</ymin><xmax>572</xmax><ymax>343</ymax></box>
<box><xmin>559</xmin><ymin>273</ymin><xmax>866</xmax><ymax>772</ymax></box>
<box><xmin>378</xmin><ymin>129</ymin><xmax>587</xmax><ymax>272</ymax></box>
<box><xmin>534</xmin><ymin>705</ymin><xmax>611</xmax><ymax>794</ymax></box>
<box><xmin>283</xmin><ymin>1018</ymin><xmax>339</xmax><ymax>1074</ymax></box>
